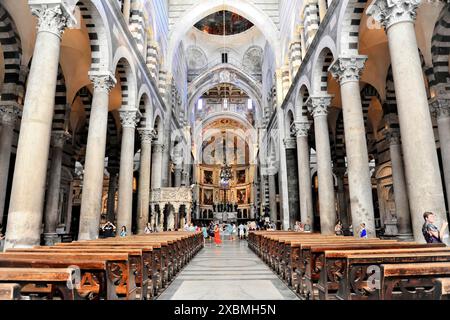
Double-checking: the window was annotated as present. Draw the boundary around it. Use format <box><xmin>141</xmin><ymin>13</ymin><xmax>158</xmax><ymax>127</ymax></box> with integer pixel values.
<box><xmin>197</xmin><ymin>99</ymin><xmax>203</xmax><ymax>110</ymax></box>
<box><xmin>223</xmin><ymin>98</ymin><xmax>228</xmax><ymax>109</ymax></box>
<box><xmin>221</xmin><ymin>52</ymin><xmax>228</xmax><ymax>64</ymax></box>
<box><xmin>247</xmin><ymin>99</ymin><xmax>253</xmax><ymax>110</ymax></box>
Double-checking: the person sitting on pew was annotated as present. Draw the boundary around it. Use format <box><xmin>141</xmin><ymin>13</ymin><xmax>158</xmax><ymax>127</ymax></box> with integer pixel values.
<box><xmin>422</xmin><ymin>211</ymin><xmax>448</xmax><ymax>244</ymax></box>
<box><xmin>120</xmin><ymin>226</ymin><xmax>127</xmax><ymax>237</ymax></box>
<box><xmin>335</xmin><ymin>220</ymin><xmax>343</xmax><ymax>236</ymax></box>
<box><xmin>359</xmin><ymin>223</ymin><xmax>368</xmax><ymax>239</ymax></box>
<box><xmin>102</xmin><ymin>221</ymin><xmax>116</xmax><ymax>238</ymax></box>
<box><xmin>144</xmin><ymin>222</ymin><xmax>152</xmax><ymax>234</ymax></box>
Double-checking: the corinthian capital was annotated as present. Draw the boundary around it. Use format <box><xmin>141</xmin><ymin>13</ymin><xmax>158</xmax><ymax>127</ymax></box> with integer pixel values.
<box><xmin>0</xmin><ymin>104</ymin><xmax>21</xmax><ymax>127</ymax></box>
<box><xmin>138</xmin><ymin>128</ymin><xmax>157</xmax><ymax>144</ymax></box>
<box><xmin>430</xmin><ymin>98</ymin><xmax>450</xmax><ymax>119</ymax></box>
<box><xmin>367</xmin><ymin>0</ymin><xmax>421</xmax><ymax>30</ymax></box>
<box><xmin>51</xmin><ymin>131</ymin><xmax>71</xmax><ymax>148</ymax></box>
<box><xmin>329</xmin><ymin>56</ymin><xmax>367</xmax><ymax>84</ymax></box>
<box><xmin>29</xmin><ymin>1</ymin><xmax>77</xmax><ymax>38</ymax></box>
<box><xmin>89</xmin><ymin>71</ymin><xmax>116</xmax><ymax>93</ymax></box>
<box><xmin>306</xmin><ymin>95</ymin><xmax>333</xmax><ymax>118</ymax></box>
<box><xmin>294</xmin><ymin>121</ymin><xmax>311</xmax><ymax>138</ymax></box>
<box><xmin>119</xmin><ymin>109</ymin><xmax>141</xmax><ymax>129</ymax></box>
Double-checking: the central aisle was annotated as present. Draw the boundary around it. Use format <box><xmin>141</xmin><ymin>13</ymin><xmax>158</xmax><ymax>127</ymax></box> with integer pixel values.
<box><xmin>158</xmin><ymin>239</ymin><xmax>299</xmax><ymax>300</ymax></box>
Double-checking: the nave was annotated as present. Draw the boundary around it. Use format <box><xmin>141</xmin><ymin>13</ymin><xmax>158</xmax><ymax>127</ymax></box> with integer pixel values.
<box><xmin>158</xmin><ymin>239</ymin><xmax>298</xmax><ymax>300</ymax></box>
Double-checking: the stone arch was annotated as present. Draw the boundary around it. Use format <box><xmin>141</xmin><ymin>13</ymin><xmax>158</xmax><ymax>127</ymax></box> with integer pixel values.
<box><xmin>285</xmin><ymin>106</ymin><xmax>295</xmax><ymax>137</ymax></box>
<box><xmin>76</xmin><ymin>1</ymin><xmax>112</xmax><ymax>72</ymax></box>
<box><xmin>0</xmin><ymin>3</ymin><xmax>22</xmax><ymax>104</ymax></box>
<box><xmin>295</xmin><ymin>82</ymin><xmax>311</xmax><ymax>119</ymax></box>
<box><xmin>51</xmin><ymin>65</ymin><xmax>69</xmax><ymax>132</ymax></box>
<box><xmin>113</xmin><ymin>51</ymin><xmax>138</xmax><ymax>111</ymax></box>
<box><xmin>167</xmin><ymin>0</ymin><xmax>280</xmax><ymax>71</ymax></box>
<box><xmin>360</xmin><ymin>83</ymin><xmax>382</xmax><ymax>130</ymax></box>
<box><xmin>336</xmin><ymin>0</ymin><xmax>369</xmax><ymax>56</ymax></box>
<box><xmin>311</xmin><ymin>38</ymin><xmax>337</xmax><ymax>95</ymax></box>
<box><xmin>137</xmin><ymin>89</ymin><xmax>153</xmax><ymax>129</ymax></box>
<box><xmin>153</xmin><ymin>114</ymin><xmax>163</xmax><ymax>143</ymax></box>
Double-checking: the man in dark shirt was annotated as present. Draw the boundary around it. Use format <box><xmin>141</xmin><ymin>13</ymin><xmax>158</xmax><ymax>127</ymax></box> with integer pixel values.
<box><xmin>422</xmin><ymin>212</ymin><xmax>448</xmax><ymax>244</ymax></box>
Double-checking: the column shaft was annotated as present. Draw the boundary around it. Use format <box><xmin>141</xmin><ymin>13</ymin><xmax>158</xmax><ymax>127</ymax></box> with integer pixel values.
<box><xmin>137</xmin><ymin>129</ymin><xmax>153</xmax><ymax>234</ymax></box>
<box><xmin>268</xmin><ymin>173</ymin><xmax>277</xmax><ymax>224</ymax></box>
<box><xmin>368</xmin><ymin>0</ymin><xmax>449</xmax><ymax>242</ymax></box>
<box><xmin>295</xmin><ymin>124</ymin><xmax>314</xmax><ymax>230</ymax></box>
<box><xmin>106</xmin><ymin>170</ymin><xmax>118</xmax><ymax>223</ymax></box>
<box><xmin>0</xmin><ymin>107</ymin><xmax>18</xmax><ymax>225</ymax></box>
<box><xmin>78</xmin><ymin>73</ymin><xmax>116</xmax><ymax>240</ymax></box>
<box><xmin>5</xmin><ymin>5</ymin><xmax>73</xmax><ymax>248</ymax></box>
<box><xmin>117</xmin><ymin>111</ymin><xmax>139</xmax><ymax>233</ymax></box>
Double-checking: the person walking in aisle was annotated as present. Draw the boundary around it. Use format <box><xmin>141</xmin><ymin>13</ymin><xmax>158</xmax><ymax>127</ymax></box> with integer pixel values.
<box><xmin>214</xmin><ymin>224</ymin><xmax>222</xmax><ymax>247</ymax></box>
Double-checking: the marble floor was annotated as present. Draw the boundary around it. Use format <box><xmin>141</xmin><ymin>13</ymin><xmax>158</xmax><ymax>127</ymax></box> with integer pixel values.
<box><xmin>158</xmin><ymin>239</ymin><xmax>299</xmax><ymax>300</ymax></box>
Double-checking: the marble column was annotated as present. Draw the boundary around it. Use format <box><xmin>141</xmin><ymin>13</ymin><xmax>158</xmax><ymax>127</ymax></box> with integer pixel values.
<box><xmin>78</xmin><ymin>72</ymin><xmax>116</xmax><ymax>240</ymax></box>
<box><xmin>43</xmin><ymin>132</ymin><xmax>70</xmax><ymax>246</ymax></box>
<box><xmin>307</xmin><ymin>96</ymin><xmax>336</xmax><ymax>235</ymax></box>
<box><xmin>151</xmin><ymin>142</ymin><xmax>164</xmax><ymax>189</ymax></box>
<box><xmin>106</xmin><ymin>167</ymin><xmax>119</xmax><ymax>223</ymax></box>
<box><xmin>430</xmin><ymin>97</ymin><xmax>450</xmax><ymax>213</ymax></box>
<box><xmin>150</xmin><ymin>204</ymin><xmax>156</xmax><ymax>230</ymax></box>
<box><xmin>268</xmin><ymin>170</ymin><xmax>278</xmax><ymax>224</ymax></box>
<box><xmin>295</xmin><ymin>121</ymin><xmax>314</xmax><ymax>230</ymax></box>
<box><xmin>5</xmin><ymin>3</ymin><xmax>75</xmax><ymax>249</ymax></box>
<box><xmin>137</xmin><ymin>129</ymin><xmax>155</xmax><ymax>234</ymax></box>
<box><xmin>117</xmin><ymin>109</ymin><xmax>140</xmax><ymax>234</ymax></box>
<box><xmin>385</xmin><ymin>129</ymin><xmax>413</xmax><ymax>239</ymax></box>
<box><xmin>299</xmin><ymin>25</ymin><xmax>307</xmax><ymax>60</ymax></box>
<box><xmin>334</xmin><ymin>167</ymin><xmax>349</xmax><ymax>228</ymax></box>
<box><xmin>0</xmin><ymin>105</ymin><xmax>20</xmax><ymax>225</ymax></box>
<box><xmin>186</xmin><ymin>204</ymin><xmax>192</xmax><ymax>225</ymax></box>
<box><xmin>329</xmin><ymin>56</ymin><xmax>376</xmax><ymax>237</ymax></box>
<box><xmin>159</xmin><ymin>203</ymin><xmax>166</xmax><ymax>231</ymax></box>
<box><xmin>368</xmin><ymin>0</ymin><xmax>448</xmax><ymax>243</ymax></box>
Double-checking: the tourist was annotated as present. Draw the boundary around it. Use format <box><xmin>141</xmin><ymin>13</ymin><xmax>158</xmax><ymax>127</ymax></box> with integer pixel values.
<box><xmin>422</xmin><ymin>211</ymin><xmax>448</xmax><ymax>244</ymax></box>
<box><xmin>359</xmin><ymin>223</ymin><xmax>367</xmax><ymax>239</ymax></box>
<box><xmin>214</xmin><ymin>224</ymin><xmax>222</xmax><ymax>247</ymax></box>
<box><xmin>120</xmin><ymin>226</ymin><xmax>127</xmax><ymax>237</ymax></box>
<box><xmin>183</xmin><ymin>222</ymin><xmax>189</xmax><ymax>231</ymax></box>
<box><xmin>188</xmin><ymin>223</ymin><xmax>196</xmax><ymax>232</ymax></box>
<box><xmin>202</xmin><ymin>224</ymin><xmax>208</xmax><ymax>244</ymax></box>
<box><xmin>144</xmin><ymin>222</ymin><xmax>152</xmax><ymax>234</ymax></box>
<box><xmin>231</xmin><ymin>223</ymin><xmax>237</xmax><ymax>241</ymax></box>
<box><xmin>299</xmin><ymin>222</ymin><xmax>305</xmax><ymax>232</ymax></box>
<box><xmin>102</xmin><ymin>221</ymin><xmax>116</xmax><ymax>238</ymax></box>
<box><xmin>0</xmin><ymin>231</ymin><xmax>4</xmax><ymax>252</ymax></box>
<box><xmin>238</xmin><ymin>223</ymin><xmax>245</xmax><ymax>240</ymax></box>
<box><xmin>335</xmin><ymin>220</ymin><xmax>343</xmax><ymax>236</ymax></box>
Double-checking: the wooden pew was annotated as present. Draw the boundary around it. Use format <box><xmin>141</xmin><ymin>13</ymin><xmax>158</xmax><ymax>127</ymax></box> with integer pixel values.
<box><xmin>379</xmin><ymin>262</ymin><xmax>450</xmax><ymax>300</ymax></box>
<box><xmin>436</xmin><ymin>278</ymin><xmax>450</xmax><ymax>300</ymax></box>
<box><xmin>334</xmin><ymin>251</ymin><xmax>450</xmax><ymax>300</ymax></box>
<box><xmin>0</xmin><ymin>252</ymin><xmax>134</xmax><ymax>300</ymax></box>
<box><xmin>316</xmin><ymin>244</ymin><xmax>448</xmax><ymax>300</ymax></box>
<box><xmin>0</xmin><ymin>283</ymin><xmax>21</xmax><ymax>300</ymax></box>
<box><xmin>8</xmin><ymin>247</ymin><xmax>151</xmax><ymax>300</ymax></box>
<box><xmin>0</xmin><ymin>267</ymin><xmax>80</xmax><ymax>300</ymax></box>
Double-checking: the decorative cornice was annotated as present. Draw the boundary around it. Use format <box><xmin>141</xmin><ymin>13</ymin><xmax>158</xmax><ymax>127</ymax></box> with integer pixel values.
<box><xmin>306</xmin><ymin>95</ymin><xmax>333</xmax><ymax>118</ymax></box>
<box><xmin>30</xmin><ymin>3</ymin><xmax>76</xmax><ymax>39</ymax></box>
<box><xmin>430</xmin><ymin>98</ymin><xmax>450</xmax><ymax>119</ymax></box>
<box><xmin>329</xmin><ymin>56</ymin><xmax>367</xmax><ymax>84</ymax></box>
<box><xmin>51</xmin><ymin>131</ymin><xmax>71</xmax><ymax>148</ymax></box>
<box><xmin>367</xmin><ymin>0</ymin><xmax>420</xmax><ymax>31</ymax></box>
<box><xmin>119</xmin><ymin>109</ymin><xmax>140</xmax><ymax>129</ymax></box>
<box><xmin>0</xmin><ymin>105</ymin><xmax>20</xmax><ymax>127</ymax></box>
<box><xmin>89</xmin><ymin>71</ymin><xmax>117</xmax><ymax>93</ymax></box>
